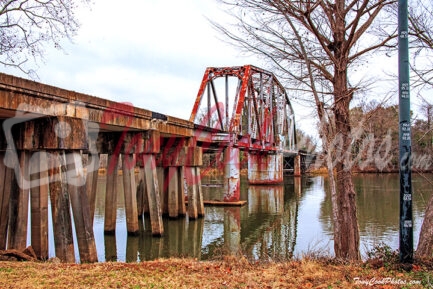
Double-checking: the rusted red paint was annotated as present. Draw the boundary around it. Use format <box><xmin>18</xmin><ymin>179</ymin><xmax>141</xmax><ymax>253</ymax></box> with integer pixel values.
<box><xmin>189</xmin><ymin>65</ymin><xmax>297</xmax><ymax>155</ymax></box>
<box><xmin>189</xmin><ymin>68</ymin><xmax>211</xmax><ymax>123</ymax></box>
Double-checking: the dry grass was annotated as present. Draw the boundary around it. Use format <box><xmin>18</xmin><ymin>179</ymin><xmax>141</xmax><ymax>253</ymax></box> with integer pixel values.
<box><xmin>0</xmin><ymin>256</ymin><xmax>430</xmax><ymax>289</ymax></box>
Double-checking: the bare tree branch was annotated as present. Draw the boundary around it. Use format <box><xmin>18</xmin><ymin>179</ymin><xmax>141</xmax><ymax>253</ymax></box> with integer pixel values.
<box><xmin>0</xmin><ymin>0</ymin><xmax>91</xmax><ymax>76</ymax></box>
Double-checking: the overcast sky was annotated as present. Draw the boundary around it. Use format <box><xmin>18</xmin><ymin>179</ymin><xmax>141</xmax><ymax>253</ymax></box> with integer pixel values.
<box><xmin>3</xmin><ymin>0</ymin><xmax>407</xmax><ymax>137</ymax></box>
<box><xmin>5</xmin><ymin>0</ymin><xmax>266</xmax><ymax>121</ymax></box>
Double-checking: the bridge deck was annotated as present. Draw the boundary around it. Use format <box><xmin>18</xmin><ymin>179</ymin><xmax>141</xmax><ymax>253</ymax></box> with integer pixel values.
<box><xmin>0</xmin><ymin>73</ymin><xmax>193</xmax><ymax>137</ymax></box>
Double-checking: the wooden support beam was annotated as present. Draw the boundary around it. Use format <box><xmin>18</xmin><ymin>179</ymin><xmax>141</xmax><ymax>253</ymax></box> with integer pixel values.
<box><xmin>185</xmin><ymin>166</ymin><xmax>198</xmax><ymax>220</ymax></box>
<box><xmin>136</xmin><ymin>166</ymin><xmax>149</xmax><ymax>217</ymax></box>
<box><xmin>177</xmin><ymin>167</ymin><xmax>187</xmax><ymax>217</ymax></box>
<box><xmin>104</xmin><ymin>153</ymin><xmax>119</xmax><ymax>234</ymax></box>
<box><xmin>30</xmin><ymin>151</ymin><xmax>49</xmax><ymax>260</ymax></box>
<box><xmin>196</xmin><ymin>167</ymin><xmax>205</xmax><ymax>217</ymax></box>
<box><xmin>8</xmin><ymin>151</ymin><xmax>30</xmax><ymax>250</ymax></box>
<box><xmin>157</xmin><ymin>167</ymin><xmax>168</xmax><ymax>216</ymax></box>
<box><xmin>294</xmin><ymin>154</ymin><xmax>301</xmax><ymax>177</ymax></box>
<box><xmin>158</xmin><ymin>146</ymin><xmax>203</xmax><ymax>167</ymax></box>
<box><xmin>48</xmin><ymin>151</ymin><xmax>75</xmax><ymax>263</ymax></box>
<box><xmin>66</xmin><ymin>151</ymin><xmax>98</xmax><ymax>263</ymax></box>
<box><xmin>122</xmin><ymin>154</ymin><xmax>139</xmax><ymax>235</ymax></box>
<box><xmin>143</xmin><ymin>154</ymin><xmax>164</xmax><ymax>236</ymax></box>
<box><xmin>85</xmin><ymin>153</ymin><xmax>99</xmax><ymax>226</ymax></box>
<box><xmin>167</xmin><ymin>166</ymin><xmax>179</xmax><ymax>219</ymax></box>
<box><xmin>21</xmin><ymin>117</ymin><xmax>88</xmax><ymax>150</ymax></box>
<box><xmin>0</xmin><ymin>153</ymin><xmax>14</xmax><ymax>250</ymax></box>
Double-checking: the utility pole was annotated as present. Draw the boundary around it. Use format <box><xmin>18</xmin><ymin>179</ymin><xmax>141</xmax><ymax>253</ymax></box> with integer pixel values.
<box><xmin>398</xmin><ymin>0</ymin><xmax>413</xmax><ymax>263</ymax></box>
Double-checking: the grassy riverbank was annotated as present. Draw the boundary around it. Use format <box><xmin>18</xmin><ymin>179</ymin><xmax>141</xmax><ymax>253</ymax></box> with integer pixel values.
<box><xmin>0</xmin><ymin>255</ymin><xmax>431</xmax><ymax>289</ymax></box>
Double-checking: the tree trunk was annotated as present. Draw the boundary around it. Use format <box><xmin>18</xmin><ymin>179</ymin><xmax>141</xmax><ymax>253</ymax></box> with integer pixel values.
<box><xmin>416</xmin><ymin>192</ymin><xmax>433</xmax><ymax>258</ymax></box>
<box><xmin>330</xmin><ymin>0</ymin><xmax>361</xmax><ymax>261</ymax></box>
<box><xmin>332</xmin><ymin>67</ymin><xmax>360</xmax><ymax>261</ymax></box>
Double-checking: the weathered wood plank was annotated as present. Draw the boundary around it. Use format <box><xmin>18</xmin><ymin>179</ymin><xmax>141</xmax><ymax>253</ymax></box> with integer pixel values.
<box><xmin>66</xmin><ymin>151</ymin><xmax>98</xmax><ymax>263</ymax></box>
<box><xmin>185</xmin><ymin>166</ymin><xmax>198</xmax><ymax>220</ymax></box>
<box><xmin>85</xmin><ymin>153</ymin><xmax>99</xmax><ymax>226</ymax></box>
<box><xmin>0</xmin><ymin>152</ymin><xmax>13</xmax><ymax>250</ymax></box>
<box><xmin>136</xmin><ymin>166</ymin><xmax>149</xmax><ymax>217</ymax></box>
<box><xmin>48</xmin><ymin>151</ymin><xmax>75</xmax><ymax>263</ymax></box>
<box><xmin>143</xmin><ymin>154</ymin><xmax>164</xmax><ymax>236</ymax></box>
<box><xmin>104</xmin><ymin>153</ymin><xmax>119</xmax><ymax>234</ymax></box>
<box><xmin>122</xmin><ymin>154</ymin><xmax>139</xmax><ymax>235</ymax></box>
<box><xmin>8</xmin><ymin>151</ymin><xmax>30</xmax><ymax>250</ymax></box>
<box><xmin>167</xmin><ymin>167</ymin><xmax>179</xmax><ymax>219</ymax></box>
<box><xmin>30</xmin><ymin>151</ymin><xmax>49</xmax><ymax>260</ymax></box>
<box><xmin>196</xmin><ymin>167</ymin><xmax>205</xmax><ymax>218</ymax></box>
<box><xmin>177</xmin><ymin>167</ymin><xmax>187</xmax><ymax>217</ymax></box>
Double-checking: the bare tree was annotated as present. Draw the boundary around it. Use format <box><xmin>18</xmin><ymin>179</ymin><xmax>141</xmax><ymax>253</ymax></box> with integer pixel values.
<box><xmin>408</xmin><ymin>0</ymin><xmax>433</xmax><ymax>90</ymax></box>
<box><xmin>213</xmin><ymin>0</ymin><xmax>397</xmax><ymax>260</ymax></box>
<box><xmin>0</xmin><ymin>0</ymin><xmax>90</xmax><ymax>76</ymax></box>
<box><xmin>415</xmin><ymin>98</ymin><xmax>433</xmax><ymax>259</ymax></box>
<box><xmin>406</xmin><ymin>0</ymin><xmax>433</xmax><ymax>260</ymax></box>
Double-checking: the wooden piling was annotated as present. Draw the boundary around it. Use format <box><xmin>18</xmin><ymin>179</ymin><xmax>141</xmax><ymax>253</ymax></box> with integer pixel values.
<box><xmin>294</xmin><ymin>154</ymin><xmax>301</xmax><ymax>177</ymax></box>
<box><xmin>48</xmin><ymin>151</ymin><xmax>75</xmax><ymax>263</ymax></box>
<box><xmin>85</xmin><ymin>153</ymin><xmax>99</xmax><ymax>226</ymax></box>
<box><xmin>185</xmin><ymin>166</ymin><xmax>198</xmax><ymax>220</ymax></box>
<box><xmin>168</xmin><ymin>166</ymin><xmax>179</xmax><ymax>218</ymax></box>
<box><xmin>136</xmin><ymin>179</ymin><xmax>144</xmax><ymax>217</ymax></box>
<box><xmin>0</xmin><ymin>152</ymin><xmax>13</xmax><ymax>250</ymax></box>
<box><xmin>195</xmin><ymin>167</ymin><xmax>205</xmax><ymax>217</ymax></box>
<box><xmin>143</xmin><ymin>154</ymin><xmax>164</xmax><ymax>236</ymax></box>
<box><xmin>177</xmin><ymin>167</ymin><xmax>187</xmax><ymax>216</ymax></box>
<box><xmin>122</xmin><ymin>154</ymin><xmax>139</xmax><ymax>235</ymax></box>
<box><xmin>137</xmin><ymin>167</ymin><xmax>149</xmax><ymax>217</ymax></box>
<box><xmin>157</xmin><ymin>167</ymin><xmax>168</xmax><ymax>216</ymax></box>
<box><xmin>30</xmin><ymin>151</ymin><xmax>49</xmax><ymax>260</ymax></box>
<box><xmin>8</xmin><ymin>151</ymin><xmax>30</xmax><ymax>250</ymax></box>
<box><xmin>66</xmin><ymin>151</ymin><xmax>98</xmax><ymax>263</ymax></box>
<box><xmin>104</xmin><ymin>153</ymin><xmax>119</xmax><ymax>234</ymax></box>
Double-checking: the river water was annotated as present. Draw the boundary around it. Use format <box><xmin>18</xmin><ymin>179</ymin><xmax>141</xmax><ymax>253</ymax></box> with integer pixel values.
<box><xmin>51</xmin><ymin>173</ymin><xmax>432</xmax><ymax>262</ymax></box>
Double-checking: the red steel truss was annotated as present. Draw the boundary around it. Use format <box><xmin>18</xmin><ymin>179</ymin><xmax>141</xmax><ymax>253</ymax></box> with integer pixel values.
<box><xmin>190</xmin><ymin>65</ymin><xmax>297</xmax><ymax>154</ymax></box>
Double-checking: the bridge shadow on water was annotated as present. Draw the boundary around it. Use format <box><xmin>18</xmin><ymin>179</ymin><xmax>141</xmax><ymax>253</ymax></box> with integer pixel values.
<box><xmin>85</xmin><ymin>175</ymin><xmax>316</xmax><ymax>262</ymax></box>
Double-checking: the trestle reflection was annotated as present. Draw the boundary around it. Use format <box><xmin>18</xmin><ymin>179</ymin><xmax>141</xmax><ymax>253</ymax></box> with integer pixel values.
<box><xmin>65</xmin><ymin>173</ymin><xmax>431</xmax><ymax>262</ymax></box>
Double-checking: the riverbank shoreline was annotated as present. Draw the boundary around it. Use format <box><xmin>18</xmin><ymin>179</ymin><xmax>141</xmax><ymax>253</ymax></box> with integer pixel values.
<box><xmin>0</xmin><ymin>255</ymin><xmax>431</xmax><ymax>288</ymax></box>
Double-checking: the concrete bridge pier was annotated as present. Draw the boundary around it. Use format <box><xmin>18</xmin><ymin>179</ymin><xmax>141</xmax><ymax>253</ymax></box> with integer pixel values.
<box><xmin>223</xmin><ymin>146</ymin><xmax>241</xmax><ymax>202</ymax></box>
<box><xmin>248</xmin><ymin>152</ymin><xmax>283</xmax><ymax>184</ymax></box>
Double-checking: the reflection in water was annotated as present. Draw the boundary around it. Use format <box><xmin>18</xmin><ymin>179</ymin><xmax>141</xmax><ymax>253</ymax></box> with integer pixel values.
<box><xmin>86</xmin><ymin>173</ymin><xmax>432</xmax><ymax>262</ymax></box>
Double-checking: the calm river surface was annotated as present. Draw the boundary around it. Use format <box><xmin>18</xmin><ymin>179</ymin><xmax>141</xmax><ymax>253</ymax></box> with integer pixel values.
<box><xmin>50</xmin><ymin>173</ymin><xmax>432</xmax><ymax>262</ymax></box>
